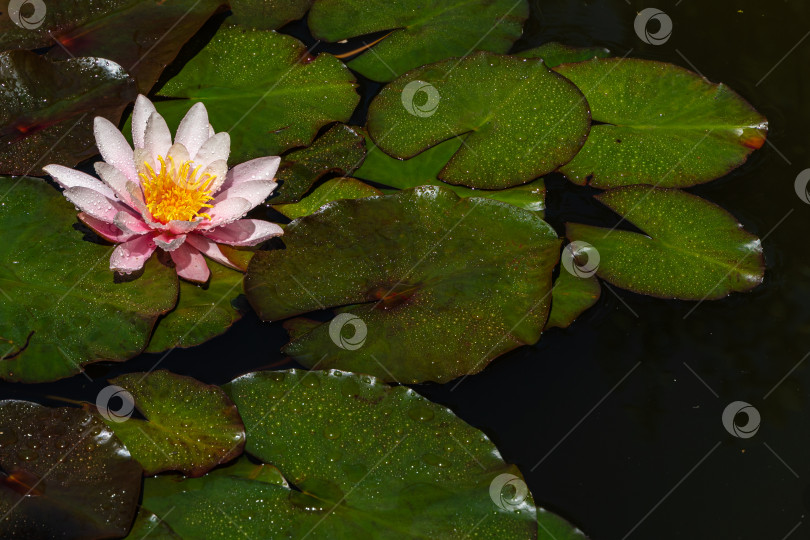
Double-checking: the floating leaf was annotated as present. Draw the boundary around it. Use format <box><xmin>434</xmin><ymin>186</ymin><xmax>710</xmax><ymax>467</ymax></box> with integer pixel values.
<box><xmin>245</xmin><ymin>186</ymin><xmax>560</xmax><ymax>383</ymax></box>
<box><xmin>0</xmin><ymin>177</ymin><xmax>177</xmax><ymax>382</ymax></box>
<box><xmin>0</xmin><ymin>51</ymin><xmax>136</xmax><ymax>175</ymax></box>
<box><xmin>555</xmin><ymin>58</ymin><xmax>768</xmax><ymax>188</ymax></box>
<box><xmin>545</xmin><ymin>270</ymin><xmax>601</xmax><ymax>330</ymax></box>
<box><xmin>154</xmin><ymin>25</ymin><xmax>360</xmax><ymax>164</ymax></box>
<box><xmin>229</xmin><ymin>0</ymin><xmax>314</xmax><ymax>30</ymax></box>
<box><xmin>146</xmin><ymin>253</ymin><xmax>251</xmax><ymax>353</ymax></box>
<box><xmin>272</xmin><ymin>124</ymin><xmax>366</xmax><ymax>204</ymax></box>
<box><xmin>537</xmin><ymin>508</ymin><xmax>588</xmax><ymax>539</ymax></box>
<box><xmin>355</xmin><ymin>136</ymin><xmax>546</xmax><ymax>213</ymax></box>
<box><xmin>367</xmin><ymin>52</ymin><xmax>589</xmax><ymax>189</ymax></box>
<box><xmin>565</xmin><ymin>186</ymin><xmax>764</xmax><ymax>300</ymax></box>
<box><xmin>140</xmin><ymin>369</ymin><xmax>538</xmax><ymax>537</ymax></box>
<box><xmin>308</xmin><ymin>0</ymin><xmax>529</xmax><ymax>82</ymax></box>
<box><xmin>516</xmin><ymin>42</ymin><xmax>611</xmax><ymax>67</ymax></box>
<box><xmin>0</xmin><ymin>400</ymin><xmax>142</xmax><ymax>538</ymax></box>
<box><xmin>100</xmin><ymin>371</ymin><xmax>245</xmax><ymax>476</ymax></box>
<box><xmin>0</xmin><ymin>0</ymin><xmax>226</xmax><ymax>93</ymax></box>
<box><xmin>272</xmin><ymin>177</ymin><xmax>382</xmax><ymax>219</ymax></box>
<box><xmin>125</xmin><ymin>509</ymin><xmax>180</xmax><ymax>540</ymax></box>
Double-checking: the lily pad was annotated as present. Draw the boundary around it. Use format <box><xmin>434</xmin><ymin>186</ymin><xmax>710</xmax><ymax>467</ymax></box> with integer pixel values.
<box><xmin>155</xmin><ymin>25</ymin><xmax>360</xmax><ymax>164</ymax></box>
<box><xmin>99</xmin><ymin>370</ymin><xmax>245</xmax><ymax>476</ymax></box>
<box><xmin>565</xmin><ymin>186</ymin><xmax>765</xmax><ymax>300</ymax></box>
<box><xmin>537</xmin><ymin>508</ymin><xmax>588</xmax><ymax>539</ymax></box>
<box><xmin>245</xmin><ymin>186</ymin><xmax>560</xmax><ymax>383</ymax></box>
<box><xmin>229</xmin><ymin>0</ymin><xmax>314</xmax><ymax>29</ymax></box>
<box><xmin>272</xmin><ymin>124</ymin><xmax>367</xmax><ymax>204</ymax></box>
<box><xmin>555</xmin><ymin>58</ymin><xmax>768</xmax><ymax>188</ymax></box>
<box><xmin>545</xmin><ymin>270</ymin><xmax>601</xmax><ymax>330</ymax></box>
<box><xmin>125</xmin><ymin>509</ymin><xmax>180</xmax><ymax>540</ymax></box>
<box><xmin>146</xmin><ymin>251</ymin><xmax>252</xmax><ymax>353</ymax></box>
<box><xmin>141</xmin><ymin>369</ymin><xmax>538</xmax><ymax>537</ymax></box>
<box><xmin>0</xmin><ymin>400</ymin><xmax>142</xmax><ymax>539</ymax></box>
<box><xmin>0</xmin><ymin>51</ymin><xmax>136</xmax><ymax>175</ymax></box>
<box><xmin>367</xmin><ymin>52</ymin><xmax>590</xmax><ymax>189</ymax></box>
<box><xmin>0</xmin><ymin>177</ymin><xmax>177</xmax><ymax>383</ymax></box>
<box><xmin>308</xmin><ymin>0</ymin><xmax>529</xmax><ymax>82</ymax></box>
<box><xmin>273</xmin><ymin>177</ymin><xmax>382</xmax><ymax>219</ymax></box>
<box><xmin>0</xmin><ymin>0</ymin><xmax>226</xmax><ymax>93</ymax></box>
<box><xmin>516</xmin><ymin>42</ymin><xmax>611</xmax><ymax>67</ymax></box>
<box><xmin>355</xmin><ymin>136</ymin><xmax>546</xmax><ymax>214</ymax></box>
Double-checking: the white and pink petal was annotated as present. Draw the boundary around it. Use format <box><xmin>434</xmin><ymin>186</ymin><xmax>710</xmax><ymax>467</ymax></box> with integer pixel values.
<box><xmin>219</xmin><ymin>156</ymin><xmax>281</xmax><ymax>192</ymax></box>
<box><xmin>94</xmin><ymin>117</ymin><xmax>137</xmax><ymax>182</ymax></box>
<box><xmin>79</xmin><ymin>213</ymin><xmax>137</xmax><ymax>243</ymax></box>
<box><xmin>170</xmin><ymin>243</ymin><xmax>210</xmax><ymax>283</ymax></box>
<box><xmin>110</xmin><ymin>234</ymin><xmax>157</xmax><ymax>273</ymax></box>
<box><xmin>185</xmin><ymin>234</ymin><xmax>241</xmax><ymax>270</ymax></box>
<box><xmin>211</xmin><ymin>179</ymin><xmax>276</xmax><ymax>209</ymax></box>
<box><xmin>175</xmin><ymin>102</ymin><xmax>210</xmax><ymax>159</ymax></box>
<box><xmin>131</xmin><ymin>94</ymin><xmax>158</xmax><ymax>149</ymax></box>
<box><xmin>203</xmin><ymin>219</ymin><xmax>283</xmax><ymax>246</ymax></box>
<box><xmin>43</xmin><ymin>164</ymin><xmax>116</xmax><ymax>199</ymax></box>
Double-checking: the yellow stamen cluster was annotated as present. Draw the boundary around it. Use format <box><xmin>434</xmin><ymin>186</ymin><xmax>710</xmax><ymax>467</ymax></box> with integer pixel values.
<box><xmin>140</xmin><ymin>156</ymin><xmax>215</xmax><ymax>224</ymax></box>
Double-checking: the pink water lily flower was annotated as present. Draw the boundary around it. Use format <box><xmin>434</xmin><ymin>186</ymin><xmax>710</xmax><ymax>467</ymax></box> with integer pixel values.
<box><xmin>44</xmin><ymin>95</ymin><xmax>283</xmax><ymax>283</ymax></box>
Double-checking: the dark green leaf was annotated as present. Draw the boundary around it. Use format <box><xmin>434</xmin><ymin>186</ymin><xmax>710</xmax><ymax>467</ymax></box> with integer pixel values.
<box><xmin>0</xmin><ymin>177</ymin><xmax>178</xmax><ymax>383</ymax></box>
<box><xmin>555</xmin><ymin>58</ymin><xmax>768</xmax><ymax>188</ymax></box>
<box><xmin>0</xmin><ymin>51</ymin><xmax>136</xmax><ymax>175</ymax></box>
<box><xmin>229</xmin><ymin>0</ymin><xmax>314</xmax><ymax>30</ymax></box>
<box><xmin>367</xmin><ymin>52</ymin><xmax>590</xmax><ymax>189</ymax></box>
<box><xmin>516</xmin><ymin>42</ymin><xmax>611</xmax><ymax>68</ymax></box>
<box><xmin>0</xmin><ymin>400</ymin><xmax>142</xmax><ymax>539</ymax></box>
<box><xmin>273</xmin><ymin>124</ymin><xmax>367</xmax><ymax>204</ymax></box>
<box><xmin>537</xmin><ymin>508</ymin><xmax>588</xmax><ymax>539</ymax></box>
<box><xmin>355</xmin><ymin>136</ymin><xmax>546</xmax><ymax>214</ymax></box>
<box><xmin>545</xmin><ymin>269</ymin><xmax>601</xmax><ymax>330</ymax></box>
<box><xmin>100</xmin><ymin>370</ymin><xmax>245</xmax><ymax>476</ymax></box>
<box><xmin>308</xmin><ymin>0</ymin><xmax>529</xmax><ymax>82</ymax></box>
<box><xmin>155</xmin><ymin>25</ymin><xmax>360</xmax><ymax>164</ymax></box>
<box><xmin>125</xmin><ymin>509</ymin><xmax>180</xmax><ymax>540</ymax></box>
<box><xmin>565</xmin><ymin>186</ymin><xmax>764</xmax><ymax>300</ymax></box>
<box><xmin>245</xmin><ymin>187</ymin><xmax>560</xmax><ymax>383</ymax></box>
<box><xmin>272</xmin><ymin>177</ymin><xmax>382</xmax><ymax>219</ymax></box>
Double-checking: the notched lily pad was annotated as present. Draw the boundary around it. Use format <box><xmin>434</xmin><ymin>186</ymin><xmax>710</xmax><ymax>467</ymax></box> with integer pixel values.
<box><xmin>272</xmin><ymin>177</ymin><xmax>382</xmax><ymax>219</ymax></box>
<box><xmin>155</xmin><ymin>25</ymin><xmax>361</xmax><ymax>164</ymax></box>
<box><xmin>545</xmin><ymin>270</ymin><xmax>601</xmax><ymax>330</ymax></box>
<box><xmin>99</xmin><ymin>370</ymin><xmax>245</xmax><ymax>476</ymax></box>
<box><xmin>566</xmin><ymin>186</ymin><xmax>765</xmax><ymax>300</ymax></box>
<box><xmin>245</xmin><ymin>186</ymin><xmax>560</xmax><ymax>383</ymax></box>
<box><xmin>555</xmin><ymin>58</ymin><xmax>768</xmax><ymax>188</ymax></box>
<box><xmin>0</xmin><ymin>177</ymin><xmax>178</xmax><ymax>383</ymax></box>
<box><xmin>308</xmin><ymin>0</ymin><xmax>529</xmax><ymax>82</ymax></box>
<box><xmin>0</xmin><ymin>400</ymin><xmax>142</xmax><ymax>539</ymax></box>
<box><xmin>272</xmin><ymin>124</ymin><xmax>367</xmax><ymax>204</ymax></box>
<box><xmin>0</xmin><ymin>51</ymin><xmax>136</xmax><ymax>175</ymax></box>
<box><xmin>367</xmin><ymin>52</ymin><xmax>590</xmax><ymax>189</ymax></box>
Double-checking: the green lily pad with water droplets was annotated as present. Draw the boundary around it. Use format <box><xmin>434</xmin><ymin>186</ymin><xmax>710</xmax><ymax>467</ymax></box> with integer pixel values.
<box><xmin>141</xmin><ymin>369</ymin><xmax>543</xmax><ymax>538</ymax></box>
<box><xmin>229</xmin><ymin>0</ymin><xmax>314</xmax><ymax>30</ymax></box>
<box><xmin>0</xmin><ymin>177</ymin><xmax>178</xmax><ymax>383</ymax></box>
<box><xmin>308</xmin><ymin>0</ymin><xmax>529</xmax><ymax>82</ymax></box>
<box><xmin>272</xmin><ymin>177</ymin><xmax>382</xmax><ymax>219</ymax></box>
<box><xmin>0</xmin><ymin>400</ymin><xmax>142</xmax><ymax>539</ymax></box>
<box><xmin>515</xmin><ymin>42</ymin><xmax>611</xmax><ymax>67</ymax></box>
<box><xmin>99</xmin><ymin>370</ymin><xmax>245</xmax><ymax>477</ymax></box>
<box><xmin>367</xmin><ymin>52</ymin><xmax>590</xmax><ymax>189</ymax></box>
<box><xmin>545</xmin><ymin>270</ymin><xmax>601</xmax><ymax>330</ymax></box>
<box><xmin>245</xmin><ymin>186</ymin><xmax>560</xmax><ymax>383</ymax></box>
<box><xmin>555</xmin><ymin>58</ymin><xmax>768</xmax><ymax>188</ymax></box>
<box><xmin>565</xmin><ymin>186</ymin><xmax>764</xmax><ymax>300</ymax></box>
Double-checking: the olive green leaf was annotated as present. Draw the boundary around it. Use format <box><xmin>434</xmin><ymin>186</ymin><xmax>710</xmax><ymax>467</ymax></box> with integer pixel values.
<box><xmin>367</xmin><ymin>52</ymin><xmax>590</xmax><ymax>189</ymax></box>
<box><xmin>308</xmin><ymin>0</ymin><xmax>529</xmax><ymax>82</ymax></box>
<box><xmin>355</xmin><ymin>136</ymin><xmax>546</xmax><ymax>214</ymax></box>
<box><xmin>125</xmin><ymin>509</ymin><xmax>180</xmax><ymax>540</ymax></box>
<box><xmin>245</xmin><ymin>186</ymin><xmax>560</xmax><ymax>383</ymax></box>
<box><xmin>229</xmin><ymin>0</ymin><xmax>314</xmax><ymax>29</ymax></box>
<box><xmin>272</xmin><ymin>124</ymin><xmax>367</xmax><ymax>204</ymax></box>
<box><xmin>0</xmin><ymin>177</ymin><xmax>178</xmax><ymax>383</ymax></box>
<box><xmin>545</xmin><ymin>270</ymin><xmax>601</xmax><ymax>330</ymax></box>
<box><xmin>516</xmin><ymin>42</ymin><xmax>611</xmax><ymax>68</ymax></box>
<box><xmin>154</xmin><ymin>25</ymin><xmax>360</xmax><ymax>164</ymax></box>
<box><xmin>272</xmin><ymin>177</ymin><xmax>382</xmax><ymax>219</ymax></box>
<box><xmin>99</xmin><ymin>370</ymin><xmax>245</xmax><ymax>476</ymax></box>
<box><xmin>565</xmin><ymin>186</ymin><xmax>764</xmax><ymax>300</ymax></box>
<box><xmin>555</xmin><ymin>58</ymin><xmax>768</xmax><ymax>188</ymax></box>
<box><xmin>537</xmin><ymin>508</ymin><xmax>588</xmax><ymax>539</ymax></box>
<box><xmin>0</xmin><ymin>51</ymin><xmax>136</xmax><ymax>175</ymax></box>
<box><xmin>0</xmin><ymin>400</ymin><xmax>142</xmax><ymax>539</ymax></box>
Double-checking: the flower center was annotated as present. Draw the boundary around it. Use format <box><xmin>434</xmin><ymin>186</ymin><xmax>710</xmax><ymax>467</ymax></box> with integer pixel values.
<box><xmin>139</xmin><ymin>156</ymin><xmax>215</xmax><ymax>224</ymax></box>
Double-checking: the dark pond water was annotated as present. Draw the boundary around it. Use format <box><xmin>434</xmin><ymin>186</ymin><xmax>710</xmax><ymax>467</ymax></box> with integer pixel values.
<box><xmin>2</xmin><ymin>0</ymin><xmax>809</xmax><ymax>538</ymax></box>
